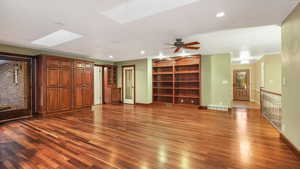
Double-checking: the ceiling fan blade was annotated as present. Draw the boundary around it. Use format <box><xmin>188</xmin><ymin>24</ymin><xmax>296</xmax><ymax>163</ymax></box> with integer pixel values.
<box><xmin>166</xmin><ymin>43</ymin><xmax>175</xmax><ymax>46</ymax></box>
<box><xmin>184</xmin><ymin>41</ymin><xmax>200</xmax><ymax>46</ymax></box>
<box><xmin>174</xmin><ymin>47</ymin><xmax>181</xmax><ymax>53</ymax></box>
<box><xmin>183</xmin><ymin>46</ymin><xmax>200</xmax><ymax>50</ymax></box>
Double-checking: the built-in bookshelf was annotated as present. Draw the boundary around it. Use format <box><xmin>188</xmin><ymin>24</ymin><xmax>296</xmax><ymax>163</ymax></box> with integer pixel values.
<box><xmin>152</xmin><ymin>55</ymin><xmax>201</xmax><ymax>105</ymax></box>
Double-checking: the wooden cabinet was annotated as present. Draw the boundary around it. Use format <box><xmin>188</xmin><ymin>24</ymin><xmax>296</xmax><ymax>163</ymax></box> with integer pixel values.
<box><xmin>103</xmin><ymin>65</ymin><xmax>121</xmax><ymax>104</ymax></box>
<box><xmin>74</xmin><ymin>61</ymin><xmax>93</xmax><ymax>108</ymax></box>
<box><xmin>37</xmin><ymin>55</ymin><xmax>93</xmax><ymax>115</ymax></box>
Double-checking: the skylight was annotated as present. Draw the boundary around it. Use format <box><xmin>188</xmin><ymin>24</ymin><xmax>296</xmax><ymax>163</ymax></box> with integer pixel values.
<box><xmin>101</xmin><ymin>0</ymin><xmax>199</xmax><ymax>24</ymax></box>
<box><xmin>32</xmin><ymin>30</ymin><xmax>83</xmax><ymax>47</ymax></box>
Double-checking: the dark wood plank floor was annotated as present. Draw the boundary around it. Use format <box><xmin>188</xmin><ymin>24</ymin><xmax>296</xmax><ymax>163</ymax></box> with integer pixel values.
<box><xmin>0</xmin><ymin>104</ymin><xmax>299</xmax><ymax>169</ymax></box>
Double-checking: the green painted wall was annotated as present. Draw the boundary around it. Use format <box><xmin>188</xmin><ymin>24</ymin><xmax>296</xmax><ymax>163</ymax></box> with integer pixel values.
<box><xmin>201</xmin><ymin>54</ymin><xmax>232</xmax><ymax>108</ymax></box>
<box><xmin>0</xmin><ymin>44</ymin><xmax>112</xmax><ymax>65</ymax></box>
<box><xmin>259</xmin><ymin>54</ymin><xmax>282</xmax><ymax>93</ymax></box>
<box><xmin>116</xmin><ymin>59</ymin><xmax>152</xmax><ymax>104</ymax></box>
<box><xmin>281</xmin><ymin>3</ymin><xmax>300</xmax><ymax>149</ymax></box>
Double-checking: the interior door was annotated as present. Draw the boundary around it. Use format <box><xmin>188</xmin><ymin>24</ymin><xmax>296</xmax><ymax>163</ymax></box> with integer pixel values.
<box><xmin>233</xmin><ymin>69</ymin><xmax>250</xmax><ymax>101</ymax></box>
<box><xmin>123</xmin><ymin>66</ymin><xmax>135</xmax><ymax>104</ymax></box>
<box><xmin>94</xmin><ymin>66</ymin><xmax>103</xmax><ymax>105</ymax></box>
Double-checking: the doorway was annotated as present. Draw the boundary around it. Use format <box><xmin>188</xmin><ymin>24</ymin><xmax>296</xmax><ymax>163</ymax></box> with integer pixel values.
<box><xmin>94</xmin><ymin>66</ymin><xmax>103</xmax><ymax>105</ymax></box>
<box><xmin>0</xmin><ymin>53</ymin><xmax>34</xmax><ymax>123</ymax></box>
<box><xmin>233</xmin><ymin>69</ymin><xmax>250</xmax><ymax>101</ymax></box>
<box><xmin>122</xmin><ymin>66</ymin><xmax>135</xmax><ymax>104</ymax></box>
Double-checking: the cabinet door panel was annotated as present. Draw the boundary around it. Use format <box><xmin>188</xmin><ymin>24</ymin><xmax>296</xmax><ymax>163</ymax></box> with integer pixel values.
<box><xmin>47</xmin><ymin>59</ymin><xmax>60</xmax><ymax>68</ymax></box>
<box><xmin>59</xmin><ymin>88</ymin><xmax>72</xmax><ymax>111</ymax></box>
<box><xmin>75</xmin><ymin>68</ymin><xmax>83</xmax><ymax>86</ymax></box>
<box><xmin>83</xmin><ymin>87</ymin><xmax>92</xmax><ymax>106</ymax></box>
<box><xmin>47</xmin><ymin>88</ymin><xmax>59</xmax><ymax>112</ymax></box>
<box><xmin>60</xmin><ymin>68</ymin><xmax>72</xmax><ymax>87</ymax></box>
<box><xmin>75</xmin><ymin>87</ymin><xmax>83</xmax><ymax>108</ymax></box>
<box><xmin>83</xmin><ymin>69</ymin><xmax>92</xmax><ymax>86</ymax></box>
<box><xmin>47</xmin><ymin>68</ymin><xmax>59</xmax><ymax>87</ymax></box>
<box><xmin>60</xmin><ymin>61</ymin><xmax>72</xmax><ymax>69</ymax></box>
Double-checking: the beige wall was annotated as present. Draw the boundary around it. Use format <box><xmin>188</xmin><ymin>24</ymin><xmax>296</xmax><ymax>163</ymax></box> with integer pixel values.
<box><xmin>281</xmin><ymin>3</ymin><xmax>300</xmax><ymax>150</ymax></box>
<box><xmin>116</xmin><ymin>59</ymin><xmax>152</xmax><ymax>104</ymax></box>
<box><xmin>202</xmin><ymin>54</ymin><xmax>232</xmax><ymax>108</ymax></box>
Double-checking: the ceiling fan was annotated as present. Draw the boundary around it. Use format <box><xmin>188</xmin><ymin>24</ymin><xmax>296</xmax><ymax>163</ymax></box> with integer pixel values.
<box><xmin>167</xmin><ymin>38</ymin><xmax>200</xmax><ymax>53</ymax></box>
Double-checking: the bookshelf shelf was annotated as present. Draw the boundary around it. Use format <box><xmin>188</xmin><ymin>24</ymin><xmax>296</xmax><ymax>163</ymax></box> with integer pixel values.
<box><xmin>152</xmin><ymin>55</ymin><xmax>201</xmax><ymax>105</ymax></box>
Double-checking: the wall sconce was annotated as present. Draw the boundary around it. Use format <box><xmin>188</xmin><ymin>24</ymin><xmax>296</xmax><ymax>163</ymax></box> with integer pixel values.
<box><xmin>13</xmin><ymin>64</ymin><xmax>21</xmax><ymax>84</ymax></box>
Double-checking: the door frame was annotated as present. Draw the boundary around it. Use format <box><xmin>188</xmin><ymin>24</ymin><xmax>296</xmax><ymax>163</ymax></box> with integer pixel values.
<box><xmin>95</xmin><ymin>64</ymin><xmax>105</xmax><ymax>104</ymax></box>
<box><xmin>122</xmin><ymin>65</ymin><xmax>136</xmax><ymax>104</ymax></box>
<box><xmin>233</xmin><ymin>69</ymin><xmax>250</xmax><ymax>101</ymax></box>
<box><xmin>0</xmin><ymin>52</ymin><xmax>36</xmax><ymax>122</ymax></box>
<box><xmin>93</xmin><ymin>65</ymin><xmax>103</xmax><ymax>105</ymax></box>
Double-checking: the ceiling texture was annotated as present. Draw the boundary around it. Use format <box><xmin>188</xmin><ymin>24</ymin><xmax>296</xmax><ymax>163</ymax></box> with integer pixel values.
<box><xmin>0</xmin><ymin>0</ymin><xmax>299</xmax><ymax>61</ymax></box>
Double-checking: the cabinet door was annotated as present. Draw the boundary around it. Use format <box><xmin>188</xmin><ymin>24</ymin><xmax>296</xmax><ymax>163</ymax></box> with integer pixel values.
<box><xmin>47</xmin><ymin>88</ymin><xmax>59</xmax><ymax>112</ymax></box>
<box><xmin>59</xmin><ymin>88</ymin><xmax>72</xmax><ymax>111</ymax></box>
<box><xmin>83</xmin><ymin>69</ymin><xmax>92</xmax><ymax>86</ymax></box>
<box><xmin>75</xmin><ymin>68</ymin><xmax>84</xmax><ymax>86</ymax></box>
<box><xmin>75</xmin><ymin>87</ymin><xmax>83</xmax><ymax>108</ymax></box>
<box><xmin>83</xmin><ymin>87</ymin><xmax>92</xmax><ymax>106</ymax></box>
<box><xmin>60</xmin><ymin>68</ymin><xmax>72</xmax><ymax>87</ymax></box>
<box><xmin>47</xmin><ymin>68</ymin><xmax>59</xmax><ymax>87</ymax></box>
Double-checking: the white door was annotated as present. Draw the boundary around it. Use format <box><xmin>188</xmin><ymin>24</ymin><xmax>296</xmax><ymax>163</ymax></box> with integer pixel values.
<box><xmin>123</xmin><ymin>66</ymin><xmax>135</xmax><ymax>104</ymax></box>
<box><xmin>94</xmin><ymin>66</ymin><xmax>103</xmax><ymax>105</ymax></box>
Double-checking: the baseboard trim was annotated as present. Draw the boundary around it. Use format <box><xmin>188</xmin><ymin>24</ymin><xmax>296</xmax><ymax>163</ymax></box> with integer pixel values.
<box><xmin>198</xmin><ymin>106</ymin><xmax>208</xmax><ymax>110</ymax></box>
<box><xmin>280</xmin><ymin>133</ymin><xmax>300</xmax><ymax>159</ymax></box>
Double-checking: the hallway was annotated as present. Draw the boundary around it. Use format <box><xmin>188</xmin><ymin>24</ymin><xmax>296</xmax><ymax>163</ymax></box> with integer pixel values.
<box><xmin>0</xmin><ymin>104</ymin><xmax>299</xmax><ymax>169</ymax></box>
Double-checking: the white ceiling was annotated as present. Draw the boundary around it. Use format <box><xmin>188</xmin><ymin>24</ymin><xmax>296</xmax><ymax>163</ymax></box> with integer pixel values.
<box><xmin>0</xmin><ymin>0</ymin><xmax>298</xmax><ymax>61</ymax></box>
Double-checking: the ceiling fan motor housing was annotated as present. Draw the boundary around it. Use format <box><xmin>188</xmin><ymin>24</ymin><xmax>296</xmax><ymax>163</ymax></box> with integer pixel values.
<box><xmin>174</xmin><ymin>38</ymin><xmax>184</xmax><ymax>47</ymax></box>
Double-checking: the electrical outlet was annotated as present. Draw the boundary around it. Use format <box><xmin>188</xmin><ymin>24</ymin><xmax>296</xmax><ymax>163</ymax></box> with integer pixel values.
<box><xmin>181</xmin><ymin>99</ymin><xmax>184</xmax><ymax>103</ymax></box>
<box><xmin>191</xmin><ymin>100</ymin><xmax>194</xmax><ymax>104</ymax></box>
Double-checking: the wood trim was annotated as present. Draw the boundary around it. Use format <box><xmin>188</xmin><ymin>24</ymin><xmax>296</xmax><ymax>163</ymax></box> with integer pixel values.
<box><xmin>280</xmin><ymin>133</ymin><xmax>300</xmax><ymax>159</ymax></box>
<box><xmin>0</xmin><ymin>52</ymin><xmax>34</xmax><ymax>59</ymax></box>
<box><xmin>122</xmin><ymin>65</ymin><xmax>136</xmax><ymax>104</ymax></box>
<box><xmin>198</xmin><ymin>106</ymin><xmax>208</xmax><ymax>110</ymax></box>
<box><xmin>261</xmin><ymin>88</ymin><xmax>282</xmax><ymax>96</ymax></box>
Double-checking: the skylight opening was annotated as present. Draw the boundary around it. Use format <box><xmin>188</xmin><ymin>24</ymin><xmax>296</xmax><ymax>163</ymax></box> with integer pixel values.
<box><xmin>101</xmin><ymin>0</ymin><xmax>199</xmax><ymax>24</ymax></box>
<box><xmin>32</xmin><ymin>30</ymin><xmax>83</xmax><ymax>47</ymax></box>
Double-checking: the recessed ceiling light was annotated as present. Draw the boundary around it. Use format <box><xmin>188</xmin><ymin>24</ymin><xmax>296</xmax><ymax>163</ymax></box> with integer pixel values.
<box><xmin>109</xmin><ymin>55</ymin><xmax>114</xmax><ymax>58</ymax></box>
<box><xmin>140</xmin><ymin>50</ymin><xmax>145</xmax><ymax>55</ymax></box>
<box><xmin>32</xmin><ymin>30</ymin><xmax>82</xmax><ymax>47</ymax></box>
<box><xmin>216</xmin><ymin>12</ymin><xmax>225</xmax><ymax>18</ymax></box>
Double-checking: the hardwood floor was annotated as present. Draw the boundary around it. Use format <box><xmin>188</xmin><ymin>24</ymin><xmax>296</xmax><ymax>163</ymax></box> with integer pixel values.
<box><xmin>0</xmin><ymin>104</ymin><xmax>299</xmax><ymax>169</ymax></box>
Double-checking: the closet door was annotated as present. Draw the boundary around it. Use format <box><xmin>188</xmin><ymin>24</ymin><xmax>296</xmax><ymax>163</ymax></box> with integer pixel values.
<box><xmin>59</xmin><ymin>61</ymin><xmax>72</xmax><ymax>111</ymax></box>
<box><xmin>74</xmin><ymin>62</ymin><xmax>84</xmax><ymax>108</ymax></box>
<box><xmin>46</xmin><ymin>61</ymin><xmax>60</xmax><ymax>112</ymax></box>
